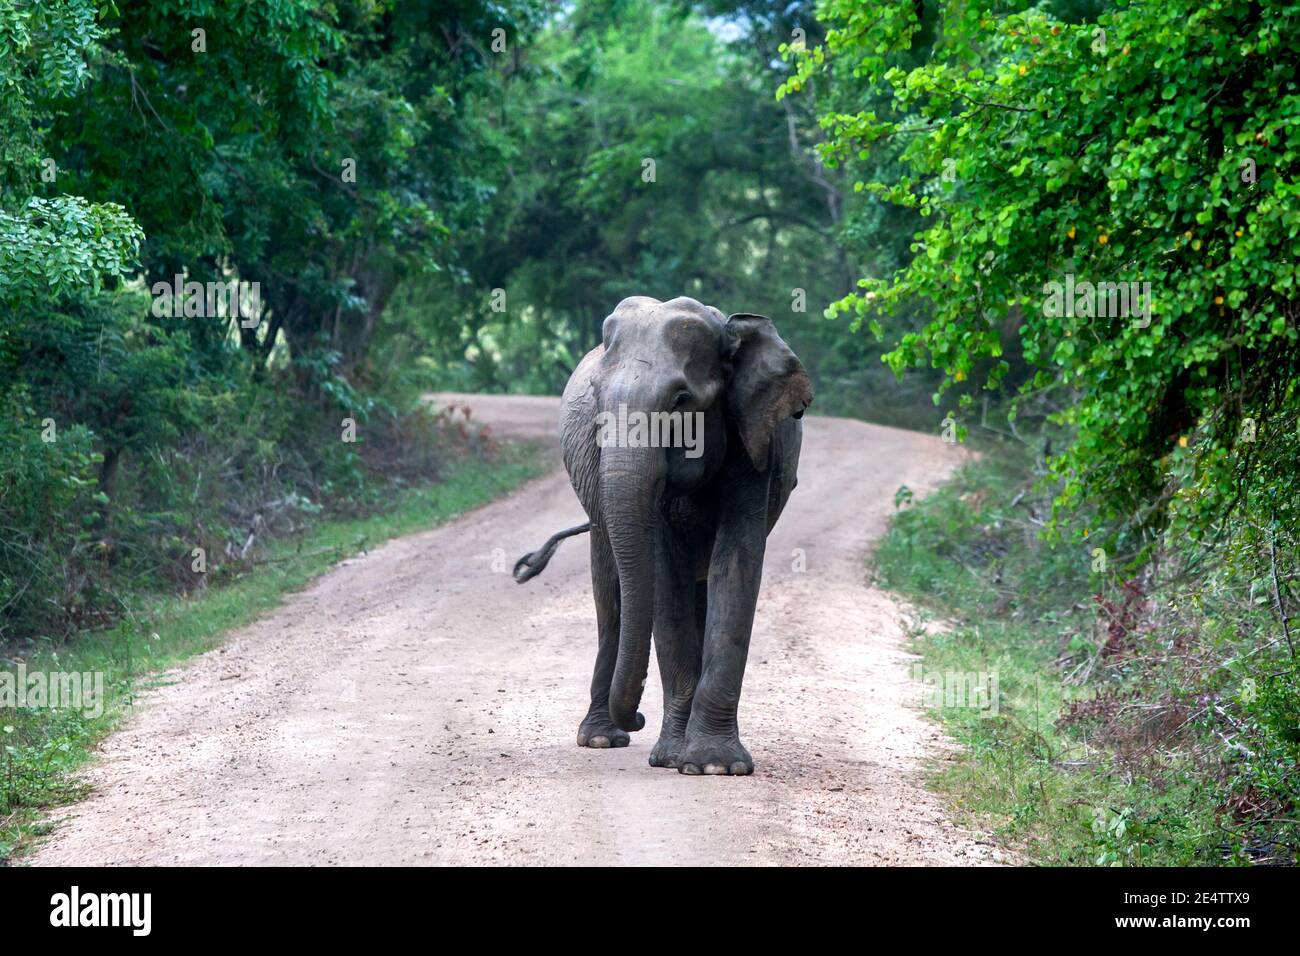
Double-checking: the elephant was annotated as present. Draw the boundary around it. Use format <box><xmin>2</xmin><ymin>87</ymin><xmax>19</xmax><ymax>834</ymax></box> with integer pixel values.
<box><xmin>514</xmin><ymin>295</ymin><xmax>812</xmax><ymax>775</ymax></box>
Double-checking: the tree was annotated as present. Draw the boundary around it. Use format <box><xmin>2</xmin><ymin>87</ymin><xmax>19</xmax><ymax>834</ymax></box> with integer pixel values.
<box><xmin>46</xmin><ymin>0</ymin><xmax>545</xmax><ymax>381</ymax></box>
<box><xmin>390</xmin><ymin>0</ymin><xmax>864</xmax><ymax>411</ymax></box>
<box><xmin>0</xmin><ymin>0</ymin><xmax>143</xmax><ymax>306</ymax></box>
<box><xmin>785</xmin><ymin>0</ymin><xmax>1300</xmax><ymax>551</ymax></box>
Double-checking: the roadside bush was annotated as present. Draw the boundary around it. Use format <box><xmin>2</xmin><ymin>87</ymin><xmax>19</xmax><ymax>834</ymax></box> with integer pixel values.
<box><xmin>0</xmin><ymin>290</ymin><xmax>494</xmax><ymax>648</ymax></box>
<box><xmin>877</xmin><ymin>439</ymin><xmax>1300</xmax><ymax>865</ymax></box>
<box><xmin>0</xmin><ymin>411</ymin><xmax>103</xmax><ymax>637</ymax></box>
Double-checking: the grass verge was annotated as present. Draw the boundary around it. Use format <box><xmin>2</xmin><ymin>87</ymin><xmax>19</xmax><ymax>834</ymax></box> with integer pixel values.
<box><xmin>0</xmin><ymin>441</ymin><xmax>547</xmax><ymax>862</ymax></box>
<box><xmin>875</xmin><ymin>446</ymin><xmax>1295</xmax><ymax>866</ymax></box>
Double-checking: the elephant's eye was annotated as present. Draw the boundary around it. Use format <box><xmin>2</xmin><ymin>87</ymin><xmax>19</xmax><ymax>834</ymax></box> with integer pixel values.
<box><xmin>671</xmin><ymin>389</ymin><xmax>692</xmax><ymax>409</ymax></box>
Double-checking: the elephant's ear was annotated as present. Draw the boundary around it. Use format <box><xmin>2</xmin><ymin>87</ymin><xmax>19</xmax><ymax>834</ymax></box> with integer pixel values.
<box><xmin>724</xmin><ymin>313</ymin><xmax>813</xmax><ymax>471</ymax></box>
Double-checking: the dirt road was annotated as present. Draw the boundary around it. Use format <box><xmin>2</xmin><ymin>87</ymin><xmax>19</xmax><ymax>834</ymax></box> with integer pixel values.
<box><xmin>31</xmin><ymin>395</ymin><xmax>1000</xmax><ymax>866</ymax></box>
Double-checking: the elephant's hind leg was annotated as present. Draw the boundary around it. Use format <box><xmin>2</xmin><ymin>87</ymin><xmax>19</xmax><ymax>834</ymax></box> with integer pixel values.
<box><xmin>577</xmin><ymin>526</ymin><xmax>642</xmax><ymax>748</ymax></box>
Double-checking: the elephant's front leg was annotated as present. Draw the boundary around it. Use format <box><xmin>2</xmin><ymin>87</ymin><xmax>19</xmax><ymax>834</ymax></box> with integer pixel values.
<box><xmin>680</xmin><ymin>471</ymin><xmax>771</xmax><ymax>776</ymax></box>
<box><xmin>648</xmin><ymin>526</ymin><xmax>703</xmax><ymax>768</ymax></box>
<box><xmin>577</xmin><ymin>527</ymin><xmax>642</xmax><ymax>747</ymax></box>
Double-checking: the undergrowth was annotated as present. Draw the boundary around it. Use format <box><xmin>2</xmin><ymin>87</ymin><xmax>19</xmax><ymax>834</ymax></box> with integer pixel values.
<box><xmin>876</xmin><ymin>442</ymin><xmax>1299</xmax><ymax>866</ymax></box>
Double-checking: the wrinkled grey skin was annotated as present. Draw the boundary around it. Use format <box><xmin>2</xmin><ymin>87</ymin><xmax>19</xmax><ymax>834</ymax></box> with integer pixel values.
<box><xmin>518</xmin><ymin>295</ymin><xmax>812</xmax><ymax>775</ymax></box>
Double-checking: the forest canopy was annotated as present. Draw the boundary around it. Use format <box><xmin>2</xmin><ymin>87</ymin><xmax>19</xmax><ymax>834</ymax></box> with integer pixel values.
<box><xmin>784</xmin><ymin>0</ymin><xmax>1300</xmax><ymax>558</ymax></box>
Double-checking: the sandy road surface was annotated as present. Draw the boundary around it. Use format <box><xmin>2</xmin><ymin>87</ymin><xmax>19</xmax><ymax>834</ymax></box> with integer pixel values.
<box><xmin>31</xmin><ymin>394</ymin><xmax>1001</xmax><ymax>865</ymax></box>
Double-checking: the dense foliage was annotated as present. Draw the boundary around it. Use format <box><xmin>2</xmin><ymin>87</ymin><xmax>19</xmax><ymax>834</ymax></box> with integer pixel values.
<box><xmin>784</xmin><ymin>0</ymin><xmax>1300</xmax><ymax>555</ymax></box>
<box><xmin>382</xmin><ymin>0</ymin><xmax>948</xmax><ymax>423</ymax></box>
<box><xmin>0</xmin><ymin>0</ymin><xmax>542</xmax><ymax>641</ymax></box>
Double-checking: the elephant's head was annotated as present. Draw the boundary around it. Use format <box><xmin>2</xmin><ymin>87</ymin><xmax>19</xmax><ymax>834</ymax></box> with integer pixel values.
<box><xmin>591</xmin><ymin>296</ymin><xmax>812</xmax><ymax>731</ymax></box>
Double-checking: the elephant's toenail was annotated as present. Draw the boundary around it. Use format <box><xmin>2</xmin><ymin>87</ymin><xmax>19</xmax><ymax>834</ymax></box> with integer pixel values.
<box><xmin>704</xmin><ymin>763</ymin><xmax>727</xmax><ymax>775</ymax></box>
<box><xmin>730</xmin><ymin>762</ymin><xmax>749</xmax><ymax>775</ymax></box>
<box><xmin>590</xmin><ymin>736</ymin><xmax>610</xmax><ymax>748</ymax></box>
<box><xmin>681</xmin><ymin>763</ymin><xmax>702</xmax><ymax>775</ymax></box>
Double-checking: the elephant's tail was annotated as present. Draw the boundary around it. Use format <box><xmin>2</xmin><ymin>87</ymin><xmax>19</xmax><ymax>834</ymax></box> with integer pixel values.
<box><xmin>513</xmin><ymin>522</ymin><xmax>591</xmax><ymax>583</ymax></box>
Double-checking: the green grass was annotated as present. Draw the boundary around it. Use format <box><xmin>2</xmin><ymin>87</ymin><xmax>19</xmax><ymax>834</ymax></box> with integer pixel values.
<box><xmin>874</xmin><ymin>449</ymin><xmax>1266</xmax><ymax>866</ymax></box>
<box><xmin>1</xmin><ymin>441</ymin><xmax>547</xmax><ymax>862</ymax></box>
<box><xmin>895</xmin><ymin>614</ymin><xmax>1220</xmax><ymax>866</ymax></box>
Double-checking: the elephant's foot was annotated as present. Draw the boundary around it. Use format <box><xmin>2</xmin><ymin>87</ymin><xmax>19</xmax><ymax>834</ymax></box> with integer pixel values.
<box><xmin>678</xmin><ymin>735</ymin><xmax>753</xmax><ymax>776</ymax></box>
<box><xmin>576</xmin><ymin>707</ymin><xmax>642</xmax><ymax>749</ymax></box>
<box><xmin>649</xmin><ymin>705</ymin><xmax>692</xmax><ymax>768</ymax></box>
<box><xmin>648</xmin><ymin>733</ymin><xmax>685</xmax><ymax>768</ymax></box>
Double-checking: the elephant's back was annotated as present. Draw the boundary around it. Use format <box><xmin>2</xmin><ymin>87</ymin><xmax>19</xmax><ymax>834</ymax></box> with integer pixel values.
<box><xmin>560</xmin><ymin>346</ymin><xmax>603</xmax><ymax>518</ymax></box>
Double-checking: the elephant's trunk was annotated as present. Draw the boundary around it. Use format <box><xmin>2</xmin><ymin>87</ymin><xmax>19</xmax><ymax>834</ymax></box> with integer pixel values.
<box><xmin>601</xmin><ymin>442</ymin><xmax>663</xmax><ymax>733</ymax></box>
